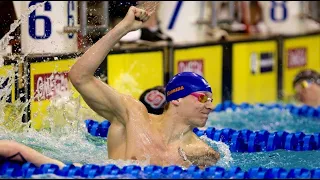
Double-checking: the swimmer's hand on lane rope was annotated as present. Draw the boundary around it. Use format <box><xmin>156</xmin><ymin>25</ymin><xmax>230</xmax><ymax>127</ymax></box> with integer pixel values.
<box><xmin>72</xmin><ymin>162</ymin><xmax>83</xmax><ymax>167</ymax></box>
<box><xmin>122</xmin><ymin>6</ymin><xmax>151</xmax><ymax>32</ymax></box>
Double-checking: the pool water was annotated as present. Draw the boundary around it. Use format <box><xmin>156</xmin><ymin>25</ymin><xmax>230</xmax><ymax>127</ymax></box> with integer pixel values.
<box><xmin>1</xmin><ymin>105</ymin><xmax>320</xmax><ymax>177</ymax></box>
<box><xmin>207</xmin><ymin>106</ymin><xmax>320</xmax><ymax>134</ymax></box>
<box><xmin>206</xmin><ymin>106</ymin><xmax>320</xmax><ymax>170</ymax></box>
<box><xmin>0</xmin><ymin>2</ymin><xmax>318</xmax><ymax>178</ymax></box>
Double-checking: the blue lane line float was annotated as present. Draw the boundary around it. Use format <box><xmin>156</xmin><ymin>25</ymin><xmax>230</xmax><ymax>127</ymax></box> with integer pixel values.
<box><xmin>85</xmin><ymin>119</ymin><xmax>320</xmax><ymax>153</ymax></box>
<box><xmin>1</xmin><ymin>160</ymin><xmax>320</xmax><ymax>179</ymax></box>
<box><xmin>213</xmin><ymin>101</ymin><xmax>320</xmax><ymax>119</ymax></box>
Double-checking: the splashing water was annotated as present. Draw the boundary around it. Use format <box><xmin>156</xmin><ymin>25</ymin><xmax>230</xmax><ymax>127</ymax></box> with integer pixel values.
<box><xmin>200</xmin><ymin>135</ymin><xmax>233</xmax><ymax>169</ymax></box>
<box><xmin>0</xmin><ymin>1</ymin><xmax>50</xmax><ymax>131</ymax></box>
<box><xmin>0</xmin><ymin>0</ymin><xmax>231</xmax><ymax>172</ymax></box>
<box><xmin>136</xmin><ymin>1</ymin><xmax>159</xmax><ymax>15</ymax></box>
<box><xmin>1</xmin><ymin>2</ymin><xmax>319</xmax><ymax>178</ymax></box>
<box><xmin>113</xmin><ymin>61</ymin><xmax>143</xmax><ymax>97</ymax></box>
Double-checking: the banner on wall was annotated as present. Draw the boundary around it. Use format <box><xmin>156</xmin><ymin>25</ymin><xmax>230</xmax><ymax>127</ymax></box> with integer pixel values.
<box><xmin>260</xmin><ymin>52</ymin><xmax>274</xmax><ymax>73</ymax></box>
<box><xmin>28</xmin><ymin>57</ymin><xmax>76</xmax><ymax>130</ymax></box>
<box><xmin>178</xmin><ymin>60</ymin><xmax>204</xmax><ymax>76</ymax></box>
<box><xmin>250</xmin><ymin>52</ymin><xmax>274</xmax><ymax>74</ymax></box>
<box><xmin>33</xmin><ymin>72</ymin><xmax>69</xmax><ymax>102</ymax></box>
<box><xmin>287</xmin><ymin>47</ymin><xmax>307</xmax><ymax>68</ymax></box>
<box><xmin>282</xmin><ymin>35</ymin><xmax>320</xmax><ymax>102</ymax></box>
<box><xmin>107</xmin><ymin>50</ymin><xmax>164</xmax><ymax>100</ymax></box>
<box><xmin>24</xmin><ymin>54</ymin><xmax>95</xmax><ymax>130</ymax></box>
<box><xmin>233</xmin><ymin>40</ymin><xmax>278</xmax><ymax>104</ymax></box>
<box><xmin>173</xmin><ymin>45</ymin><xmax>223</xmax><ymax>105</ymax></box>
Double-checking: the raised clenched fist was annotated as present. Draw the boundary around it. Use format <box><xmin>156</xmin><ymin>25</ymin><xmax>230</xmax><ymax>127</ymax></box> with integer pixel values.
<box><xmin>122</xmin><ymin>6</ymin><xmax>151</xmax><ymax>32</ymax></box>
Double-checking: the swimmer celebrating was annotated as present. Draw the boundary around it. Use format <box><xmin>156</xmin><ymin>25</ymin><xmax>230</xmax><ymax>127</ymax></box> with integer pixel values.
<box><xmin>68</xmin><ymin>6</ymin><xmax>220</xmax><ymax>168</ymax></box>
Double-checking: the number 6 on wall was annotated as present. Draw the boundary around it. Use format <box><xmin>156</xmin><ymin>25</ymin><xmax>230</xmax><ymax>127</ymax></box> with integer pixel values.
<box><xmin>28</xmin><ymin>1</ymin><xmax>52</xmax><ymax>39</ymax></box>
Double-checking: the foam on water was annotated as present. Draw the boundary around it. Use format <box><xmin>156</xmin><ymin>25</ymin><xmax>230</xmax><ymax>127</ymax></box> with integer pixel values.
<box><xmin>200</xmin><ymin>135</ymin><xmax>233</xmax><ymax>168</ymax></box>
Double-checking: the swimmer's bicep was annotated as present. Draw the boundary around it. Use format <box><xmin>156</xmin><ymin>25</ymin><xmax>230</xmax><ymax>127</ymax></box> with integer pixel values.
<box><xmin>74</xmin><ymin>78</ymin><xmax>127</xmax><ymax>124</ymax></box>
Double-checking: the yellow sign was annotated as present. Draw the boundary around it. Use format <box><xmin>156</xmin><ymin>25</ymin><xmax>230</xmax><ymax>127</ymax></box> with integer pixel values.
<box><xmin>0</xmin><ymin>64</ymin><xmax>25</xmax><ymax>131</ymax></box>
<box><xmin>232</xmin><ymin>40</ymin><xmax>278</xmax><ymax>104</ymax></box>
<box><xmin>29</xmin><ymin>59</ymin><xmax>78</xmax><ymax>130</ymax></box>
<box><xmin>282</xmin><ymin>35</ymin><xmax>320</xmax><ymax>102</ymax></box>
<box><xmin>0</xmin><ymin>65</ymin><xmax>15</xmax><ymax>102</ymax></box>
<box><xmin>174</xmin><ymin>45</ymin><xmax>223</xmax><ymax>105</ymax></box>
<box><xmin>107</xmin><ymin>51</ymin><xmax>164</xmax><ymax>99</ymax></box>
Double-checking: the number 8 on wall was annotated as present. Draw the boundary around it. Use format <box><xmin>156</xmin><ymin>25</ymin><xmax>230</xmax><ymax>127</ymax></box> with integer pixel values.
<box><xmin>270</xmin><ymin>1</ymin><xmax>287</xmax><ymax>22</ymax></box>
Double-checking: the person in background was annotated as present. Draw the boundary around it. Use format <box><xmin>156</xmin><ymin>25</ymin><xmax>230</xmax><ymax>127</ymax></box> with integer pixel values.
<box><xmin>139</xmin><ymin>86</ymin><xmax>166</xmax><ymax>115</ymax></box>
<box><xmin>248</xmin><ymin>1</ymin><xmax>269</xmax><ymax>35</ymax></box>
<box><xmin>293</xmin><ymin>69</ymin><xmax>320</xmax><ymax>107</ymax></box>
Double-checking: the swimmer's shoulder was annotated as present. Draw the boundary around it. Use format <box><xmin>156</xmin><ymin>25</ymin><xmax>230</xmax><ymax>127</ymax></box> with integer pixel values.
<box><xmin>123</xmin><ymin>95</ymin><xmax>163</xmax><ymax>123</ymax></box>
<box><xmin>122</xmin><ymin>94</ymin><xmax>150</xmax><ymax>114</ymax></box>
<box><xmin>183</xmin><ymin>135</ymin><xmax>220</xmax><ymax>167</ymax></box>
<box><xmin>192</xmin><ymin>132</ymin><xmax>220</xmax><ymax>158</ymax></box>
<box><xmin>183</xmin><ymin>133</ymin><xmax>219</xmax><ymax>154</ymax></box>
<box><xmin>191</xmin><ymin>134</ymin><xmax>214</xmax><ymax>150</ymax></box>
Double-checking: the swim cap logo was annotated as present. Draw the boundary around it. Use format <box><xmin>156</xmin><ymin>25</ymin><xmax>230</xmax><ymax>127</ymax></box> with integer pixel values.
<box><xmin>167</xmin><ymin>86</ymin><xmax>184</xmax><ymax>96</ymax></box>
<box><xmin>144</xmin><ymin>90</ymin><xmax>166</xmax><ymax>109</ymax></box>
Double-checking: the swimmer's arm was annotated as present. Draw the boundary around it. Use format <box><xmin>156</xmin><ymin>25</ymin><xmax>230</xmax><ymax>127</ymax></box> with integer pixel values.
<box><xmin>69</xmin><ymin>17</ymin><xmax>130</xmax><ymax>123</ymax></box>
<box><xmin>69</xmin><ymin>7</ymin><xmax>149</xmax><ymax>124</ymax></box>
<box><xmin>70</xmin><ymin>19</ymin><xmax>128</xmax><ymax>81</ymax></box>
<box><xmin>0</xmin><ymin>140</ymin><xmax>65</xmax><ymax>169</ymax></box>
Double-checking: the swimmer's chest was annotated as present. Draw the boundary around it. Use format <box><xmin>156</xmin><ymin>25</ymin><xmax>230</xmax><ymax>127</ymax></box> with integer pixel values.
<box><xmin>125</xmin><ymin>123</ymin><xmax>187</xmax><ymax>165</ymax></box>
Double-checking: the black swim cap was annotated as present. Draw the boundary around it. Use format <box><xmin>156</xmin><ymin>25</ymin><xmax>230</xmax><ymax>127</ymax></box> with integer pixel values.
<box><xmin>293</xmin><ymin>69</ymin><xmax>320</xmax><ymax>87</ymax></box>
<box><xmin>139</xmin><ymin>86</ymin><xmax>166</xmax><ymax>115</ymax></box>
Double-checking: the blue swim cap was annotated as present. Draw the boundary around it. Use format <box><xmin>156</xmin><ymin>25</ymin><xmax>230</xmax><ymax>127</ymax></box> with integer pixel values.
<box><xmin>165</xmin><ymin>72</ymin><xmax>212</xmax><ymax>102</ymax></box>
